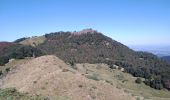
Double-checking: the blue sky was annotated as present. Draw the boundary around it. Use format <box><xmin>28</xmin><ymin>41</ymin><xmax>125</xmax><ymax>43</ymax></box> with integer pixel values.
<box><xmin>0</xmin><ymin>0</ymin><xmax>170</xmax><ymax>46</ymax></box>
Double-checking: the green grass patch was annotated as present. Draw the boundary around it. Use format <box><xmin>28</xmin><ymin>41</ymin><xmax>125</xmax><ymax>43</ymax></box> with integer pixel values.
<box><xmin>85</xmin><ymin>74</ymin><xmax>100</xmax><ymax>81</ymax></box>
<box><xmin>0</xmin><ymin>88</ymin><xmax>48</xmax><ymax>100</ymax></box>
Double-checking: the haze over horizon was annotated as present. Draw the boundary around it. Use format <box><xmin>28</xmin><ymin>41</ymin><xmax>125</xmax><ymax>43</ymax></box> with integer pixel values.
<box><xmin>1</xmin><ymin>0</ymin><xmax>170</xmax><ymax>46</ymax></box>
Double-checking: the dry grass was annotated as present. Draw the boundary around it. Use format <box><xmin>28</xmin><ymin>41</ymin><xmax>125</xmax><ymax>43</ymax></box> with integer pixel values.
<box><xmin>0</xmin><ymin>55</ymin><xmax>135</xmax><ymax>100</ymax></box>
<box><xmin>1</xmin><ymin>56</ymin><xmax>170</xmax><ymax>100</ymax></box>
<box><xmin>19</xmin><ymin>36</ymin><xmax>46</xmax><ymax>46</ymax></box>
<box><xmin>75</xmin><ymin>63</ymin><xmax>170</xmax><ymax>100</ymax></box>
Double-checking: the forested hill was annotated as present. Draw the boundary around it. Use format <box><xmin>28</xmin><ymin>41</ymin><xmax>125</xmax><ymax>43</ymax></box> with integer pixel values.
<box><xmin>38</xmin><ymin>29</ymin><xmax>170</xmax><ymax>90</ymax></box>
<box><xmin>0</xmin><ymin>29</ymin><xmax>170</xmax><ymax>90</ymax></box>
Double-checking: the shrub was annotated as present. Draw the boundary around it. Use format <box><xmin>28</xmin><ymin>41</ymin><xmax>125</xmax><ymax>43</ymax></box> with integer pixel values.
<box><xmin>62</xmin><ymin>69</ymin><xmax>69</xmax><ymax>72</ymax></box>
<box><xmin>86</xmin><ymin>74</ymin><xmax>100</xmax><ymax>81</ymax></box>
<box><xmin>144</xmin><ymin>78</ymin><xmax>163</xmax><ymax>90</ymax></box>
<box><xmin>144</xmin><ymin>79</ymin><xmax>151</xmax><ymax>86</ymax></box>
<box><xmin>5</xmin><ymin>68</ymin><xmax>10</xmax><ymax>73</ymax></box>
<box><xmin>150</xmin><ymin>78</ymin><xmax>163</xmax><ymax>90</ymax></box>
<box><xmin>135</xmin><ymin>78</ymin><xmax>142</xmax><ymax>84</ymax></box>
<box><xmin>69</xmin><ymin>61</ymin><xmax>75</xmax><ymax>66</ymax></box>
<box><xmin>0</xmin><ymin>70</ymin><xmax>3</xmax><ymax>76</ymax></box>
<box><xmin>78</xmin><ymin>84</ymin><xmax>83</xmax><ymax>88</ymax></box>
<box><xmin>0</xmin><ymin>56</ymin><xmax>9</xmax><ymax>66</ymax></box>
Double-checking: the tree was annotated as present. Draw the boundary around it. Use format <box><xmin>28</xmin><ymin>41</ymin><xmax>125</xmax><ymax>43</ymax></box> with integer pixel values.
<box><xmin>150</xmin><ymin>78</ymin><xmax>163</xmax><ymax>90</ymax></box>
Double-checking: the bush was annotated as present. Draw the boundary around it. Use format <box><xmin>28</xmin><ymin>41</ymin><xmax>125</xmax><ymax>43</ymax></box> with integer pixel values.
<box><xmin>0</xmin><ymin>70</ymin><xmax>3</xmax><ymax>76</ymax></box>
<box><xmin>5</xmin><ymin>68</ymin><xmax>10</xmax><ymax>73</ymax></box>
<box><xmin>69</xmin><ymin>61</ymin><xmax>75</xmax><ymax>66</ymax></box>
<box><xmin>0</xmin><ymin>56</ymin><xmax>9</xmax><ymax>66</ymax></box>
<box><xmin>144</xmin><ymin>78</ymin><xmax>163</xmax><ymax>90</ymax></box>
<box><xmin>144</xmin><ymin>79</ymin><xmax>151</xmax><ymax>86</ymax></box>
<box><xmin>86</xmin><ymin>74</ymin><xmax>100</xmax><ymax>81</ymax></box>
<box><xmin>150</xmin><ymin>78</ymin><xmax>163</xmax><ymax>90</ymax></box>
<box><xmin>135</xmin><ymin>78</ymin><xmax>142</xmax><ymax>84</ymax></box>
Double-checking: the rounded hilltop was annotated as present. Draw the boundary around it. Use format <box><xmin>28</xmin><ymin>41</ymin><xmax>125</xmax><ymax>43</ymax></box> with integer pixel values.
<box><xmin>72</xmin><ymin>28</ymin><xmax>99</xmax><ymax>35</ymax></box>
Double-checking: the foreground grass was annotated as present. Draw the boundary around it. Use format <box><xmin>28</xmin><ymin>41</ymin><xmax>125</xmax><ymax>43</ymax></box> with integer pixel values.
<box><xmin>0</xmin><ymin>88</ymin><xmax>48</xmax><ymax>100</ymax></box>
<box><xmin>1</xmin><ymin>61</ymin><xmax>170</xmax><ymax>100</ymax></box>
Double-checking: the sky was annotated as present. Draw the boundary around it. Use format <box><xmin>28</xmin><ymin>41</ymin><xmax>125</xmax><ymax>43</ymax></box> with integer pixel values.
<box><xmin>0</xmin><ymin>0</ymin><xmax>170</xmax><ymax>46</ymax></box>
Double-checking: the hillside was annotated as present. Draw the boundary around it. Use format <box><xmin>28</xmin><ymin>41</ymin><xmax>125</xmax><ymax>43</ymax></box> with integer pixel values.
<box><xmin>36</xmin><ymin>29</ymin><xmax>170</xmax><ymax>90</ymax></box>
<box><xmin>0</xmin><ymin>42</ymin><xmax>18</xmax><ymax>55</ymax></box>
<box><xmin>18</xmin><ymin>36</ymin><xmax>46</xmax><ymax>47</ymax></box>
<box><xmin>0</xmin><ymin>29</ymin><xmax>170</xmax><ymax>91</ymax></box>
<box><xmin>0</xmin><ymin>55</ymin><xmax>135</xmax><ymax>100</ymax></box>
<box><xmin>1</xmin><ymin>55</ymin><xmax>170</xmax><ymax>100</ymax></box>
<box><xmin>0</xmin><ymin>42</ymin><xmax>16</xmax><ymax>48</ymax></box>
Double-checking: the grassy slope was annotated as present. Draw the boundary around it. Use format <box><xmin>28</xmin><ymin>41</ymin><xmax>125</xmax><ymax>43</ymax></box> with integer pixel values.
<box><xmin>19</xmin><ymin>36</ymin><xmax>46</xmax><ymax>47</ymax></box>
<box><xmin>0</xmin><ymin>88</ymin><xmax>69</xmax><ymax>100</ymax></box>
<box><xmin>0</xmin><ymin>88</ymin><xmax>47</xmax><ymax>100</ymax></box>
<box><xmin>0</xmin><ymin>56</ymin><xmax>134</xmax><ymax>100</ymax></box>
<box><xmin>0</xmin><ymin>57</ymin><xmax>170</xmax><ymax>100</ymax></box>
<box><xmin>0</xmin><ymin>58</ymin><xmax>31</xmax><ymax>78</ymax></box>
<box><xmin>75</xmin><ymin>63</ymin><xmax>170</xmax><ymax>100</ymax></box>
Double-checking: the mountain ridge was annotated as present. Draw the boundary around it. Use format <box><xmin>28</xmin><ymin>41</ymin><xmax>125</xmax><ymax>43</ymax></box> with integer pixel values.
<box><xmin>0</xmin><ymin>29</ymin><xmax>170</xmax><ymax>91</ymax></box>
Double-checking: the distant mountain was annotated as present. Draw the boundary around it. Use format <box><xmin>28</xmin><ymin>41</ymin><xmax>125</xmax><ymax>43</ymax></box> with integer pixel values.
<box><xmin>162</xmin><ymin>56</ymin><xmax>170</xmax><ymax>64</ymax></box>
<box><xmin>0</xmin><ymin>42</ymin><xmax>19</xmax><ymax>56</ymax></box>
<box><xmin>0</xmin><ymin>29</ymin><xmax>170</xmax><ymax>90</ymax></box>
<box><xmin>0</xmin><ymin>42</ymin><xmax>16</xmax><ymax>47</ymax></box>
